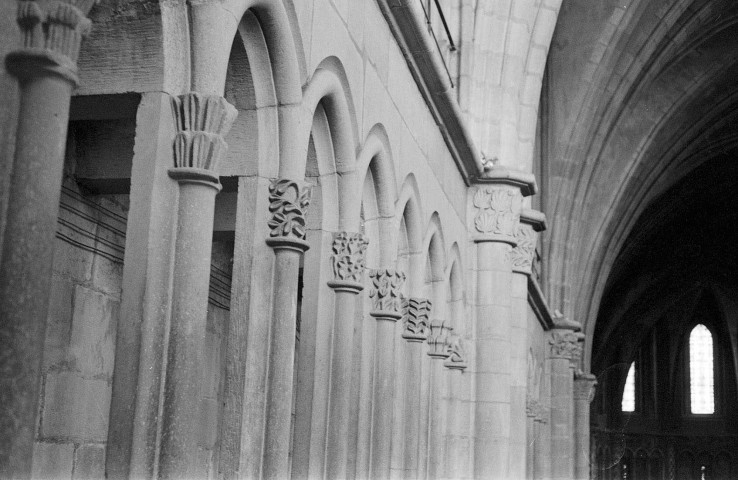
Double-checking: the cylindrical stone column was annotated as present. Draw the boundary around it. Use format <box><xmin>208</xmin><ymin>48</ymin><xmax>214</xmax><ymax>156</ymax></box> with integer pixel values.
<box><xmin>261</xmin><ymin>178</ymin><xmax>312</xmax><ymax>480</ymax></box>
<box><xmin>0</xmin><ymin>2</ymin><xmax>96</xmax><ymax>477</ymax></box>
<box><xmin>471</xmin><ymin>166</ymin><xmax>536</xmax><ymax>480</ymax></box>
<box><xmin>158</xmin><ymin>93</ymin><xmax>237</xmax><ymax>479</ymax></box>
<box><xmin>574</xmin><ymin>373</ymin><xmax>597</xmax><ymax>480</ymax></box>
<box><xmin>401</xmin><ymin>297</ymin><xmax>432</xmax><ymax>478</ymax></box>
<box><xmin>534</xmin><ymin>406</ymin><xmax>551</xmax><ymax>480</ymax></box>
<box><xmin>427</xmin><ymin>321</ymin><xmax>452</xmax><ymax>479</ymax></box>
<box><xmin>526</xmin><ymin>400</ymin><xmax>539</xmax><ymax>478</ymax></box>
<box><xmin>368</xmin><ymin>269</ymin><xmax>406</xmax><ymax>480</ymax></box>
<box><xmin>510</xmin><ymin>209</ymin><xmax>546</xmax><ymax>479</ymax></box>
<box><xmin>547</xmin><ymin>324</ymin><xmax>584</xmax><ymax>480</ymax></box>
<box><xmin>325</xmin><ymin>232</ymin><xmax>369</xmax><ymax>479</ymax></box>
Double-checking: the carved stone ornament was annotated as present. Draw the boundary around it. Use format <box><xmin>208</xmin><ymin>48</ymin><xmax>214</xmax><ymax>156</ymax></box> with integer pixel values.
<box><xmin>511</xmin><ymin>223</ymin><xmax>537</xmax><ymax>275</ymax></box>
<box><xmin>7</xmin><ymin>0</ymin><xmax>100</xmax><ymax>83</ymax></box>
<box><xmin>328</xmin><ymin>232</ymin><xmax>368</xmax><ymax>292</ymax></box>
<box><xmin>265</xmin><ymin>178</ymin><xmax>312</xmax><ymax>252</ymax></box>
<box><xmin>171</xmin><ymin>93</ymin><xmax>237</xmax><ymax>173</ymax></box>
<box><xmin>548</xmin><ymin>330</ymin><xmax>582</xmax><ymax>361</ymax></box>
<box><xmin>472</xmin><ymin>187</ymin><xmax>522</xmax><ymax>242</ymax></box>
<box><xmin>368</xmin><ymin>269</ymin><xmax>405</xmax><ymax>320</ymax></box>
<box><xmin>443</xmin><ymin>333</ymin><xmax>468</xmax><ymax>370</ymax></box>
<box><xmin>427</xmin><ymin>320</ymin><xmax>451</xmax><ymax>359</ymax></box>
<box><xmin>401</xmin><ymin>297</ymin><xmax>432</xmax><ymax>342</ymax></box>
<box><xmin>526</xmin><ymin>397</ymin><xmax>540</xmax><ymax>418</ymax></box>
<box><xmin>574</xmin><ymin>373</ymin><xmax>598</xmax><ymax>403</ymax></box>
<box><xmin>535</xmin><ymin>405</ymin><xmax>549</xmax><ymax>424</ymax></box>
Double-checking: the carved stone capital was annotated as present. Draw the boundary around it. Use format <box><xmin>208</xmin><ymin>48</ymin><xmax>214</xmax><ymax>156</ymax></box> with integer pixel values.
<box><xmin>443</xmin><ymin>333</ymin><xmax>468</xmax><ymax>370</ymax></box>
<box><xmin>548</xmin><ymin>329</ymin><xmax>584</xmax><ymax>363</ymax></box>
<box><xmin>327</xmin><ymin>232</ymin><xmax>368</xmax><ymax>292</ymax></box>
<box><xmin>526</xmin><ymin>397</ymin><xmax>540</xmax><ymax>418</ymax></box>
<box><xmin>6</xmin><ymin>0</ymin><xmax>100</xmax><ymax>83</ymax></box>
<box><xmin>368</xmin><ymin>269</ymin><xmax>405</xmax><ymax>320</ymax></box>
<box><xmin>170</xmin><ymin>93</ymin><xmax>237</xmax><ymax>173</ymax></box>
<box><xmin>265</xmin><ymin>178</ymin><xmax>312</xmax><ymax>252</ymax></box>
<box><xmin>535</xmin><ymin>405</ymin><xmax>549</xmax><ymax>424</ymax></box>
<box><xmin>471</xmin><ymin>186</ymin><xmax>523</xmax><ymax>245</ymax></box>
<box><xmin>427</xmin><ymin>320</ymin><xmax>451</xmax><ymax>359</ymax></box>
<box><xmin>574</xmin><ymin>373</ymin><xmax>598</xmax><ymax>403</ymax></box>
<box><xmin>401</xmin><ymin>297</ymin><xmax>432</xmax><ymax>342</ymax></box>
<box><xmin>512</xmin><ymin>209</ymin><xmax>546</xmax><ymax>275</ymax></box>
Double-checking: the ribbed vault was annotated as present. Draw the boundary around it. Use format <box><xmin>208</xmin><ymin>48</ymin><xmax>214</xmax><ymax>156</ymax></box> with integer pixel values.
<box><xmin>541</xmin><ymin>0</ymin><xmax>738</xmax><ymax>368</ymax></box>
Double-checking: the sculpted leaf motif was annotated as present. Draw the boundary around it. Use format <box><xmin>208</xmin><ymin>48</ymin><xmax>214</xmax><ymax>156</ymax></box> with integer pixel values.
<box><xmin>268</xmin><ymin>179</ymin><xmax>311</xmax><ymax>240</ymax></box>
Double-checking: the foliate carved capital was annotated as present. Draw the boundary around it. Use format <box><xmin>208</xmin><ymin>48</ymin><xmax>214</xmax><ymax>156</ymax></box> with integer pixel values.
<box><xmin>7</xmin><ymin>0</ymin><xmax>99</xmax><ymax>83</ymax></box>
<box><xmin>401</xmin><ymin>297</ymin><xmax>432</xmax><ymax>342</ymax></box>
<box><xmin>548</xmin><ymin>330</ymin><xmax>584</xmax><ymax>363</ymax></box>
<box><xmin>171</xmin><ymin>93</ymin><xmax>237</xmax><ymax>173</ymax></box>
<box><xmin>472</xmin><ymin>186</ymin><xmax>523</xmax><ymax>244</ymax></box>
<box><xmin>427</xmin><ymin>320</ymin><xmax>451</xmax><ymax>359</ymax></box>
<box><xmin>265</xmin><ymin>178</ymin><xmax>312</xmax><ymax>252</ymax></box>
<box><xmin>368</xmin><ymin>269</ymin><xmax>405</xmax><ymax>320</ymax></box>
<box><xmin>443</xmin><ymin>333</ymin><xmax>468</xmax><ymax>370</ymax></box>
<box><xmin>526</xmin><ymin>397</ymin><xmax>540</xmax><ymax>418</ymax></box>
<box><xmin>328</xmin><ymin>232</ymin><xmax>368</xmax><ymax>292</ymax></box>
<box><xmin>512</xmin><ymin>209</ymin><xmax>546</xmax><ymax>275</ymax></box>
<box><xmin>574</xmin><ymin>373</ymin><xmax>598</xmax><ymax>403</ymax></box>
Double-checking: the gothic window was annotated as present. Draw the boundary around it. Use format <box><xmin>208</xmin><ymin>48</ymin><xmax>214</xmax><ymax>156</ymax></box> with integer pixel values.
<box><xmin>689</xmin><ymin>324</ymin><xmax>715</xmax><ymax>414</ymax></box>
<box><xmin>621</xmin><ymin>362</ymin><xmax>636</xmax><ymax>412</ymax></box>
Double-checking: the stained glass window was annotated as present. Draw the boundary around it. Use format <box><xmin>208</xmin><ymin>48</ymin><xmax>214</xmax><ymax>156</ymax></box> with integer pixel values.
<box><xmin>689</xmin><ymin>324</ymin><xmax>714</xmax><ymax>414</ymax></box>
<box><xmin>621</xmin><ymin>362</ymin><xmax>635</xmax><ymax>412</ymax></box>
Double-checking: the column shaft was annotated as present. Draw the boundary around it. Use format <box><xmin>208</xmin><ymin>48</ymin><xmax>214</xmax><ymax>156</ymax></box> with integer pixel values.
<box><xmin>371</xmin><ymin>318</ymin><xmax>397</xmax><ymax>480</ymax></box>
<box><xmin>262</xmin><ymin>248</ymin><xmax>302</xmax><ymax>479</ymax></box>
<box><xmin>510</xmin><ymin>272</ymin><xmax>529</xmax><ymax>480</ymax></box>
<box><xmin>474</xmin><ymin>240</ymin><xmax>513</xmax><ymax>479</ymax></box>
<box><xmin>0</xmin><ymin>68</ymin><xmax>73</xmax><ymax>480</ymax></box>
<box><xmin>550</xmin><ymin>356</ymin><xmax>574</xmax><ymax>480</ymax></box>
<box><xmin>574</xmin><ymin>374</ymin><xmax>597</xmax><ymax>480</ymax></box>
<box><xmin>159</xmin><ymin>180</ymin><xmax>219</xmax><ymax>479</ymax></box>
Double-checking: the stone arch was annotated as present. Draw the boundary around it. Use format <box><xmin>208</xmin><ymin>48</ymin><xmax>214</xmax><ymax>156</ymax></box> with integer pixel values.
<box><xmin>396</xmin><ymin>174</ymin><xmax>425</xmax><ymax>295</ymax></box>
<box><xmin>356</xmin><ymin>125</ymin><xmax>398</xmax><ymax>268</ymax></box>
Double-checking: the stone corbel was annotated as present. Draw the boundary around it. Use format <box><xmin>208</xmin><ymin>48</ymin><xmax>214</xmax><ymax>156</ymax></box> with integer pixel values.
<box><xmin>6</xmin><ymin>0</ymin><xmax>99</xmax><ymax>84</ymax></box>
<box><xmin>443</xmin><ymin>332</ymin><xmax>468</xmax><ymax>370</ymax></box>
<box><xmin>327</xmin><ymin>232</ymin><xmax>368</xmax><ymax>293</ymax></box>
<box><xmin>401</xmin><ymin>297</ymin><xmax>432</xmax><ymax>342</ymax></box>
<box><xmin>427</xmin><ymin>320</ymin><xmax>451</xmax><ymax>359</ymax></box>
<box><xmin>368</xmin><ymin>269</ymin><xmax>405</xmax><ymax>320</ymax></box>
<box><xmin>512</xmin><ymin>209</ymin><xmax>547</xmax><ymax>276</ymax></box>
<box><xmin>265</xmin><ymin>178</ymin><xmax>313</xmax><ymax>253</ymax></box>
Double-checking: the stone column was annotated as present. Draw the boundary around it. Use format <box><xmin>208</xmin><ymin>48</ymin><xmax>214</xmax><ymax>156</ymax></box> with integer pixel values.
<box><xmin>158</xmin><ymin>93</ymin><xmax>237</xmax><ymax>479</ymax></box>
<box><xmin>548</xmin><ymin>322</ymin><xmax>584</xmax><ymax>480</ymax></box>
<box><xmin>471</xmin><ymin>166</ymin><xmax>536</xmax><ymax>479</ymax></box>
<box><xmin>534</xmin><ymin>406</ymin><xmax>551</xmax><ymax>480</ymax></box>
<box><xmin>525</xmin><ymin>399</ymin><xmax>538</xmax><ymax>477</ymax></box>
<box><xmin>402</xmin><ymin>297</ymin><xmax>432</xmax><ymax>478</ymax></box>
<box><xmin>427</xmin><ymin>321</ymin><xmax>452</xmax><ymax>479</ymax></box>
<box><xmin>0</xmin><ymin>1</ymin><xmax>96</xmax><ymax>476</ymax></box>
<box><xmin>368</xmin><ymin>269</ymin><xmax>405</xmax><ymax>480</ymax></box>
<box><xmin>261</xmin><ymin>178</ymin><xmax>312</xmax><ymax>480</ymax></box>
<box><xmin>574</xmin><ymin>373</ymin><xmax>597</xmax><ymax>480</ymax></box>
<box><xmin>325</xmin><ymin>232</ymin><xmax>369</xmax><ymax>479</ymax></box>
<box><xmin>509</xmin><ymin>209</ymin><xmax>546</xmax><ymax>479</ymax></box>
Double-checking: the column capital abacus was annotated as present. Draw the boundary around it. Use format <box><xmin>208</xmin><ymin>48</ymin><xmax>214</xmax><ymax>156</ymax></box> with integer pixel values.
<box><xmin>512</xmin><ymin>209</ymin><xmax>547</xmax><ymax>275</ymax></box>
<box><xmin>401</xmin><ymin>297</ymin><xmax>432</xmax><ymax>342</ymax></box>
<box><xmin>443</xmin><ymin>332</ymin><xmax>468</xmax><ymax>370</ymax></box>
<box><xmin>427</xmin><ymin>320</ymin><xmax>451</xmax><ymax>359</ymax></box>
<box><xmin>265</xmin><ymin>178</ymin><xmax>312</xmax><ymax>252</ymax></box>
<box><xmin>574</xmin><ymin>373</ymin><xmax>598</xmax><ymax>403</ymax></box>
<box><xmin>368</xmin><ymin>269</ymin><xmax>405</xmax><ymax>320</ymax></box>
<box><xmin>6</xmin><ymin>0</ymin><xmax>99</xmax><ymax>84</ymax></box>
<box><xmin>327</xmin><ymin>231</ymin><xmax>368</xmax><ymax>293</ymax></box>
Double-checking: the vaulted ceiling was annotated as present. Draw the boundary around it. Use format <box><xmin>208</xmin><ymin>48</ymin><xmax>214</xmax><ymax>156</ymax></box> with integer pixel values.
<box><xmin>540</xmin><ymin>0</ymin><xmax>738</xmax><ymax>367</ymax></box>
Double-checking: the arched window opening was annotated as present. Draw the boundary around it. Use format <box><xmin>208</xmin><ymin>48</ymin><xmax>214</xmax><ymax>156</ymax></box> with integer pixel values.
<box><xmin>621</xmin><ymin>362</ymin><xmax>636</xmax><ymax>412</ymax></box>
<box><xmin>689</xmin><ymin>324</ymin><xmax>715</xmax><ymax>414</ymax></box>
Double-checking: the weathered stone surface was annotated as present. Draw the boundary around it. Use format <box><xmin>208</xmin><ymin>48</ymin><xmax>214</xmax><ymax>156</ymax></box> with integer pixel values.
<box><xmin>42</xmin><ymin>372</ymin><xmax>110</xmax><ymax>442</ymax></box>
